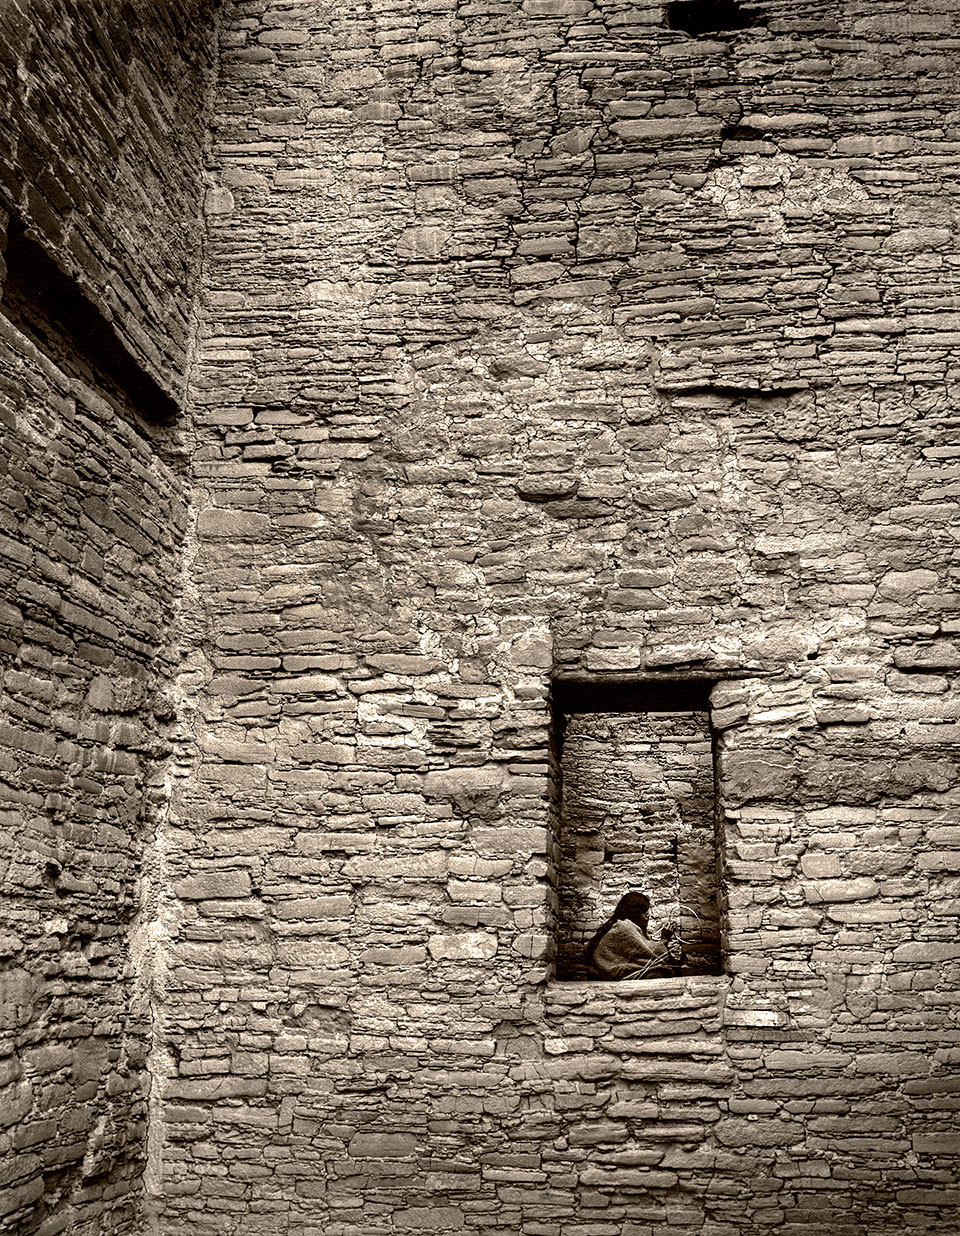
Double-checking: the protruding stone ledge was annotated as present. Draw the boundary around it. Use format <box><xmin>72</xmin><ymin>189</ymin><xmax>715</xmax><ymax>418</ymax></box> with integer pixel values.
<box><xmin>544</xmin><ymin>973</ymin><xmax>729</xmax><ymax>1011</ymax></box>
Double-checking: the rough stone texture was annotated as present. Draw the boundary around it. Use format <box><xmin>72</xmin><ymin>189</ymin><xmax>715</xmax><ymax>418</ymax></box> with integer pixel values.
<box><xmin>0</xmin><ymin>5</ymin><xmax>216</xmax><ymax>1233</ymax></box>
<box><xmin>155</xmin><ymin>1</ymin><xmax>960</xmax><ymax>1233</ymax></box>
<box><xmin>2</xmin><ymin>0</ymin><xmax>960</xmax><ymax>1234</ymax></box>
<box><xmin>0</xmin><ymin>324</ymin><xmax>185</xmax><ymax>1236</ymax></box>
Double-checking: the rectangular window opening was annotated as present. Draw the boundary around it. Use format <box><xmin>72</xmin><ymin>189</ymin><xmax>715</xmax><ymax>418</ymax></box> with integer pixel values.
<box><xmin>552</xmin><ymin>677</ymin><xmax>725</xmax><ymax>982</ymax></box>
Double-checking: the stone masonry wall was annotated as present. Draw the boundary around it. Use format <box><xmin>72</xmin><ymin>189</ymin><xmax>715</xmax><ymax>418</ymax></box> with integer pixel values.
<box><xmin>163</xmin><ymin>1</ymin><xmax>959</xmax><ymax>1233</ymax></box>
<box><xmin>0</xmin><ymin>5</ymin><xmax>216</xmax><ymax>1233</ymax></box>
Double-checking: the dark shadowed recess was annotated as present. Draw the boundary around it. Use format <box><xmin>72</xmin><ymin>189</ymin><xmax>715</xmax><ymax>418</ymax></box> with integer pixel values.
<box><xmin>0</xmin><ymin>212</ymin><xmax>178</xmax><ymax>425</ymax></box>
<box><xmin>553</xmin><ymin>675</ymin><xmax>717</xmax><ymax>715</ymax></box>
<box><xmin>667</xmin><ymin>0</ymin><xmax>765</xmax><ymax>36</ymax></box>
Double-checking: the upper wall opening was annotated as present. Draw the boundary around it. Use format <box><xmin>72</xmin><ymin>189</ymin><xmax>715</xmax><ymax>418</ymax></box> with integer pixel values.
<box><xmin>1</xmin><ymin>213</ymin><xmax>179</xmax><ymax>428</ymax></box>
<box><xmin>666</xmin><ymin>0</ymin><xmax>764</xmax><ymax>36</ymax></box>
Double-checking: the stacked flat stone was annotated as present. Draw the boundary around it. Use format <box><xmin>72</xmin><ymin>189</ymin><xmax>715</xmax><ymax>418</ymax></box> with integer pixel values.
<box><xmin>0</xmin><ymin>0</ymin><xmax>959</xmax><ymax>1233</ymax></box>
<box><xmin>162</xmin><ymin>1</ymin><xmax>960</xmax><ymax>1233</ymax></box>
<box><xmin>0</xmin><ymin>3</ymin><xmax>215</xmax><ymax>1232</ymax></box>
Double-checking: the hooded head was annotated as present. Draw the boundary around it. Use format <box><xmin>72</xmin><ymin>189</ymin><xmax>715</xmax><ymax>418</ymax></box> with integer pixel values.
<box><xmin>612</xmin><ymin>891</ymin><xmax>651</xmax><ymax>933</ymax></box>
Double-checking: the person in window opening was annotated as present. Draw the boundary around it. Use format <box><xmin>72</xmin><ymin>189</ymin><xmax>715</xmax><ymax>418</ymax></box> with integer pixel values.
<box><xmin>585</xmin><ymin>891</ymin><xmax>678</xmax><ymax>980</ymax></box>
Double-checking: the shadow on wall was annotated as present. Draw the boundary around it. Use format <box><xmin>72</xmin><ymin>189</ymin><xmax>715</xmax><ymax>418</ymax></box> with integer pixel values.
<box><xmin>1</xmin><ymin>212</ymin><xmax>178</xmax><ymax>429</ymax></box>
<box><xmin>667</xmin><ymin>0</ymin><xmax>765</xmax><ymax>37</ymax></box>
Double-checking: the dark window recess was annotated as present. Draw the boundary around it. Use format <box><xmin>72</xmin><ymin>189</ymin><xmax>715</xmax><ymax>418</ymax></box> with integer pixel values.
<box><xmin>667</xmin><ymin>0</ymin><xmax>763</xmax><ymax>36</ymax></box>
<box><xmin>0</xmin><ymin>214</ymin><xmax>177</xmax><ymax>424</ymax></box>
<box><xmin>553</xmin><ymin>679</ymin><xmax>723</xmax><ymax>981</ymax></box>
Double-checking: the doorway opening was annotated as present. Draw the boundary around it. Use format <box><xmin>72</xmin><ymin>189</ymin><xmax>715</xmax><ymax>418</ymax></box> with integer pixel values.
<box><xmin>552</xmin><ymin>678</ymin><xmax>724</xmax><ymax>981</ymax></box>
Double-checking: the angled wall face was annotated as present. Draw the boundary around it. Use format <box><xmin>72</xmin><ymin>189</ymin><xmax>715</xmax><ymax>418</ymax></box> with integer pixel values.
<box><xmin>0</xmin><ymin>0</ymin><xmax>215</xmax><ymax>398</ymax></box>
<box><xmin>167</xmin><ymin>1</ymin><xmax>959</xmax><ymax>1234</ymax></box>
<box><xmin>0</xmin><ymin>5</ymin><xmax>216</xmax><ymax>1232</ymax></box>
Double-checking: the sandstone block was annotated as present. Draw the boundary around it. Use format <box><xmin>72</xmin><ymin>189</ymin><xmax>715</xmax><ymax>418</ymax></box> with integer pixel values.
<box><xmin>854</xmin><ymin>1052</ymin><xmax>930</xmax><ymax>1076</ymax></box>
<box><xmin>896</xmin><ymin>1189</ymin><xmax>960</xmax><ymax>1206</ymax></box>
<box><xmin>349</xmin><ymin>1132</ymin><xmax>417</xmax><ymax>1158</ymax></box>
<box><xmin>269</xmin><ymin>674</ymin><xmax>339</xmax><ymax>694</ymax></box>
<box><xmin>0</xmin><ymin>1081</ymin><xmax>32</xmax><ymax>1127</ymax></box>
<box><xmin>204</xmin><ymin>186</ymin><xmax>234</xmax><ymax>215</ymax></box>
<box><xmin>878</xmin><ymin>569</ymin><xmax>939</xmax><ymax>599</ymax></box>
<box><xmin>361</xmin><ymin>945</ymin><xmax>427</xmax><ymax>966</ymax></box>
<box><xmin>612</xmin><ymin>118</ymin><xmax>722</xmax><ymax>142</ymax></box>
<box><xmin>800</xmin><ymin>854</ymin><xmax>842</xmax><ymax>879</ymax></box>
<box><xmin>277</xmin><ymin>941</ymin><xmax>350</xmax><ymax>967</ymax></box>
<box><xmin>893</xmin><ymin>941</ymin><xmax>960</xmax><ymax>963</ymax></box>
<box><xmin>274</xmin><ymin>895</ymin><xmax>352</xmax><ymax>920</ymax></box>
<box><xmin>295</xmin><ymin>742</ymin><xmax>354</xmax><ymax>764</ymax></box>
<box><xmin>567</xmin><ymin>1121</ymin><xmax>628</xmax><ymax>1146</ymax></box>
<box><xmin>523</xmin><ymin>0</ymin><xmax>594</xmax><ymax>15</ymax></box>
<box><xmin>884</xmin><ymin>227</ymin><xmax>951</xmax><ymax>251</ymax></box>
<box><xmin>894</xmin><ymin>641</ymin><xmax>960</xmax><ymax>670</ymax></box>
<box><xmin>0</xmin><ymin>1152</ymin><xmax>41</xmax><ymax>1190</ymax></box>
<box><xmin>423</xmin><ymin>767</ymin><xmax>505</xmax><ymax>817</ymax></box>
<box><xmin>0</xmin><ymin>970</ymin><xmax>38</xmax><ymax>1030</ymax></box>
<box><xmin>610</xmin><ymin>1035</ymin><xmax>723</xmax><ymax>1056</ymax></box>
<box><xmin>396</xmin><ymin>226</ymin><xmax>447</xmax><ymax>259</ymax></box>
<box><xmin>197</xmin><ymin>508</ymin><xmax>270</xmax><ymax>538</ymax></box>
<box><xmin>366</xmin><ymin>654</ymin><xmax>445</xmax><ymax>675</ymax></box>
<box><xmin>425</xmin><ymin>766</ymin><xmax>501</xmax><ymax>795</ymax></box>
<box><xmin>471</xmin><ymin>826</ymin><xmax>548</xmax><ymax>856</ymax></box>
<box><xmin>715</xmin><ymin>1119</ymin><xmax>804</xmax><ymax>1148</ymax></box>
<box><xmin>394</xmin><ymin>1207</ymin><xmax>464</xmax><ymax>1230</ymax></box>
<box><xmin>200</xmin><ymin>738</ymin><xmax>275</xmax><ymax>764</ymax></box>
<box><xmin>917</xmin><ymin>851</ymin><xmax>960</xmax><ymax>872</ymax></box>
<box><xmin>764</xmin><ymin>1050</ymin><xmax>850</xmax><ymax>1071</ymax></box>
<box><xmin>579</xmin><ymin>1167</ymin><xmax>678</xmax><ymax>1188</ymax></box>
<box><xmin>512</xmin><ymin>932</ymin><xmax>552</xmax><ymax>959</ymax></box>
<box><xmin>166</xmin><ymin>1077</ymin><xmax>267</xmax><ymax>1101</ymax></box>
<box><xmin>803</xmin><ymin>877</ymin><xmax>879</xmax><ymax>903</ymax></box>
<box><xmin>427</xmin><ymin>931</ymin><xmax>498</xmax><ymax>960</ymax></box>
<box><xmin>913</xmin><ymin>1134</ymin><xmax>960</xmax><ymax>1155</ymax></box>
<box><xmin>344</xmin><ymin>853</ymin><xmax>446</xmax><ymax>879</ymax></box>
<box><xmin>720</xmin><ymin>751</ymin><xmax>797</xmax><ymax>804</ymax></box>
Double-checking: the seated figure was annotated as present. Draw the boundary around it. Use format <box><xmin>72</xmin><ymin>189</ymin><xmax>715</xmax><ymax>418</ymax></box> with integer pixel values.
<box><xmin>585</xmin><ymin>891</ymin><xmax>675</xmax><ymax>980</ymax></box>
